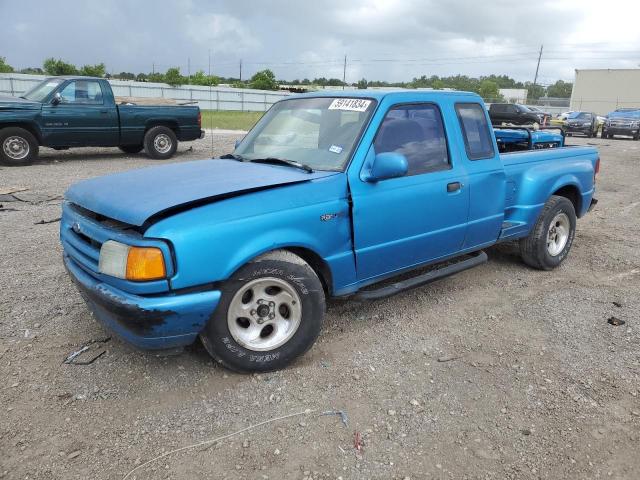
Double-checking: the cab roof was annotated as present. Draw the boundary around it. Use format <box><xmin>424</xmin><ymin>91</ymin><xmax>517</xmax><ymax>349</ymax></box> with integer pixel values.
<box><xmin>294</xmin><ymin>89</ymin><xmax>481</xmax><ymax>102</ymax></box>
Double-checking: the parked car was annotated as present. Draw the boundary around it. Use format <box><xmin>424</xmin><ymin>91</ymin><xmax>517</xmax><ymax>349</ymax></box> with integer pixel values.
<box><xmin>0</xmin><ymin>77</ymin><xmax>204</xmax><ymax>166</ymax></box>
<box><xmin>488</xmin><ymin>103</ymin><xmax>546</xmax><ymax>126</ymax></box>
<box><xmin>564</xmin><ymin>111</ymin><xmax>599</xmax><ymax>137</ymax></box>
<box><xmin>526</xmin><ymin>105</ymin><xmax>553</xmax><ymax>122</ymax></box>
<box><xmin>601</xmin><ymin>108</ymin><xmax>640</xmax><ymax>140</ymax></box>
<box><xmin>61</xmin><ymin>91</ymin><xmax>599</xmax><ymax>372</ymax></box>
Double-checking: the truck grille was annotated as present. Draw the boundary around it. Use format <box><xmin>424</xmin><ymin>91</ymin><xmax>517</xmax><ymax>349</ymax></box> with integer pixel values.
<box><xmin>60</xmin><ymin>202</ymin><xmax>135</xmax><ymax>275</ymax></box>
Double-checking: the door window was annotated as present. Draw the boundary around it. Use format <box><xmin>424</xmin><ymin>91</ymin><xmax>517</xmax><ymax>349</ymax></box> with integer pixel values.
<box><xmin>59</xmin><ymin>80</ymin><xmax>104</xmax><ymax>105</ymax></box>
<box><xmin>455</xmin><ymin>103</ymin><xmax>495</xmax><ymax>160</ymax></box>
<box><xmin>373</xmin><ymin>103</ymin><xmax>450</xmax><ymax>176</ymax></box>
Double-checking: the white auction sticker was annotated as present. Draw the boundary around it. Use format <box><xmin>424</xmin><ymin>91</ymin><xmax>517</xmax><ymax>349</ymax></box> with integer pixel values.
<box><xmin>328</xmin><ymin>98</ymin><xmax>372</xmax><ymax>112</ymax></box>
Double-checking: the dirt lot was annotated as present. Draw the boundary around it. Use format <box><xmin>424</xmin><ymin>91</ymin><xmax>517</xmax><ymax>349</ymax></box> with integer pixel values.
<box><xmin>1</xmin><ymin>134</ymin><xmax>639</xmax><ymax>480</ymax></box>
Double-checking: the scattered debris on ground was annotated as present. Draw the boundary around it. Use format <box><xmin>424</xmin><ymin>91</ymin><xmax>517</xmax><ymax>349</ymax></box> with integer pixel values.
<box><xmin>63</xmin><ymin>337</ymin><xmax>111</xmax><ymax>365</ymax></box>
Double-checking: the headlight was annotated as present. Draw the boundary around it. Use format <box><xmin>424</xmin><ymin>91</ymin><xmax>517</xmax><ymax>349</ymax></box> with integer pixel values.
<box><xmin>99</xmin><ymin>240</ymin><xmax>166</xmax><ymax>281</ymax></box>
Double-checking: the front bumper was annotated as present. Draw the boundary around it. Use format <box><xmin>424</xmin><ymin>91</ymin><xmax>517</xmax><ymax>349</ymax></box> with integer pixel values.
<box><xmin>64</xmin><ymin>254</ymin><xmax>220</xmax><ymax>349</ymax></box>
<box><xmin>604</xmin><ymin>127</ymin><xmax>638</xmax><ymax>136</ymax></box>
<box><xmin>566</xmin><ymin>125</ymin><xmax>592</xmax><ymax>134</ymax></box>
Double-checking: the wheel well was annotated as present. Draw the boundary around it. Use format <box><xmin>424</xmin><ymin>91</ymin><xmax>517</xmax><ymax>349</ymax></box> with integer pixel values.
<box><xmin>0</xmin><ymin>122</ymin><xmax>42</xmax><ymax>143</ymax></box>
<box><xmin>284</xmin><ymin>247</ymin><xmax>333</xmax><ymax>295</ymax></box>
<box><xmin>146</xmin><ymin>121</ymin><xmax>179</xmax><ymax>135</ymax></box>
<box><xmin>552</xmin><ymin>185</ymin><xmax>581</xmax><ymax>216</ymax></box>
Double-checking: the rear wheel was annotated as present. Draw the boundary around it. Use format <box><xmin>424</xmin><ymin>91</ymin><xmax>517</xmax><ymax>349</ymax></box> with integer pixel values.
<box><xmin>519</xmin><ymin>195</ymin><xmax>577</xmax><ymax>270</ymax></box>
<box><xmin>200</xmin><ymin>250</ymin><xmax>325</xmax><ymax>373</ymax></box>
<box><xmin>0</xmin><ymin>127</ymin><xmax>39</xmax><ymax>166</ymax></box>
<box><xmin>119</xmin><ymin>144</ymin><xmax>144</xmax><ymax>154</ymax></box>
<box><xmin>144</xmin><ymin>126</ymin><xmax>177</xmax><ymax>159</ymax></box>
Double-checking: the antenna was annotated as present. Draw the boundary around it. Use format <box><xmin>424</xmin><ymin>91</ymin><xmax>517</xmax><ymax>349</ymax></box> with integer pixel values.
<box><xmin>343</xmin><ymin>54</ymin><xmax>347</xmax><ymax>90</ymax></box>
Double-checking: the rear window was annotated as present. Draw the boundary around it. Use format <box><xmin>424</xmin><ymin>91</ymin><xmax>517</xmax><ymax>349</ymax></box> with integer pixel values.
<box><xmin>455</xmin><ymin>103</ymin><xmax>495</xmax><ymax>160</ymax></box>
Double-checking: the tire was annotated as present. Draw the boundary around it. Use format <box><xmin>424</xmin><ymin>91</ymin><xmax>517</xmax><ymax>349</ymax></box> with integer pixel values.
<box><xmin>600</xmin><ymin>129</ymin><xmax>607</xmax><ymax>139</ymax></box>
<box><xmin>200</xmin><ymin>250</ymin><xmax>326</xmax><ymax>373</ymax></box>
<box><xmin>119</xmin><ymin>144</ymin><xmax>144</xmax><ymax>154</ymax></box>
<box><xmin>519</xmin><ymin>195</ymin><xmax>577</xmax><ymax>271</ymax></box>
<box><xmin>0</xmin><ymin>127</ymin><xmax>39</xmax><ymax>166</ymax></box>
<box><xmin>143</xmin><ymin>126</ymin><xmax>177</xmax><ymax>159</ymax></box>
<box><xmin>634</xmin><ymin>131</ymin><xmax>640</xmax><ymax>141</ymax></box>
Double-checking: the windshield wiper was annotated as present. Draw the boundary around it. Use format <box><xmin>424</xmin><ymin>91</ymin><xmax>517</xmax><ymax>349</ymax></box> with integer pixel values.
<box><xmin>248</xmin><ymin>157</ymin><xmax>314</xmax><ymax>173</ymax></box>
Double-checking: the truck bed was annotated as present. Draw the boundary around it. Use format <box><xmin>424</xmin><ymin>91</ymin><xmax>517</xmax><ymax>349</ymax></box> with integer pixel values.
<box><xmin>499</xmin><ymin>145</ymin><xmax>599</xmax><ymax>239</ymax></box>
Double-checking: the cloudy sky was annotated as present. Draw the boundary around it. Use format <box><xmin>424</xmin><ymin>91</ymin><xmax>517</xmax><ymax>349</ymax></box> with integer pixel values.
<box><xmin>2</xmin><ymin>0</ymin><xmax>640</xmax><ymax>85</ymax></box>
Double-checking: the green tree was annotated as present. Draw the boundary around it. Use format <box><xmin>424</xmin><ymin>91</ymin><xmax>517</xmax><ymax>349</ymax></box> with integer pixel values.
<box><xmin>525</xmin><ymin>82</ymin><xmax>545</xmax><ymax>101</ymax></box>
<box><xmin>147</xmin><ymin>72</ymin><xmax>164</xmax><ymax>83</ymax></box>
<box><xmin>43</xmin><ymin>58</ymin><xmax>78</xmax><ymax>75</ymax></box>
<box><xmin>249</xmin><ymin>69</ymin><xmax>278</xmax><ymax>90</ymax></box>
<box><xmin>135</xmin><ymin>73</ymin><xmax>147</xmax><ymax>82</ymax></box>
<box><xmin>356</xmin><ymin>78</ymin><xmax>368</xmax><ymax>89</ymax></box>
<box><xmin>478</xmin><ymin>79</ymin><xmax>502</xmax><ymax>100</ymax></box>
<box><xmin>546</xmin><ymin>80</ymin><xmax>572</xmax><ymax>98</ymax></box>
<box><xmin>116</xmin><ymin>72</ymin><xmax>136</xmax><ymax>80</ymax></box>
<box><xmin>164</xmin><ymin>67</ymin><xmax>185</xmax><ymax>86</ymax></box>
<box><xmin>80</xmin><ymin>63</ymin><xmax>106</xmax><ymax>77</ymax></box>
<box><xmin>189</xmin><ymin>70</ymin><xmax>219</xmax><ymax>86</ymax></box>
<box><xmin>0</xmin><ymin>56</ymin><xmax>14</xmax><ymax>73</ymax></box>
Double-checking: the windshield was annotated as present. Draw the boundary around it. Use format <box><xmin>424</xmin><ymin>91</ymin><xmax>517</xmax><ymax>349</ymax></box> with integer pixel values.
<box><xmin>568</xmin><ymin>112</ymin><xmax>590</xmax><ymax>119</ymax></box>
<box><xmin>22</xmin><ymin>78</ymin><xmax>65</xmax><ymax>102</ymax></box>
<box><xmin>610</xmin><ymin>110</ymin><xmax>640</xmax><ymax>119</ymax></box>
<box><xmin>234</xmin><ymin>96</ymin><xmax>376</xmax><ymax>171</ymax></box>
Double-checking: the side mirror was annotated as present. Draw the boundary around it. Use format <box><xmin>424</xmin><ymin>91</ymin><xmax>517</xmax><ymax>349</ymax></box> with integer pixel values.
<box><xmin>51</xmin><ymin>92</ymin><xmax>62</xmax><ymax>106</ymax></box>
<box><xmin>363</xmin><ymin>152</ymin><xmax>408</xmax><ymax>182</ymax></box>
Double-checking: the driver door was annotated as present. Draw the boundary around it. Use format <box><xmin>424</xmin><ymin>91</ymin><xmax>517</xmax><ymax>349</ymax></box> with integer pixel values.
<box><xmin>349</xmin><ymin>102</ymin><xmax>470</xmax><ymax>282</ymax></box>
<box><xmin>41</xmin><ymin>79</ymin><xmax>118</xmax><ymax>147</ymax></box>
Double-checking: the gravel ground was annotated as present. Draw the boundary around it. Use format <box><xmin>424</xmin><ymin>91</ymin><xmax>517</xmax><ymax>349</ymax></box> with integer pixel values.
<box><xmin>1</xmin><ymin>134</ymin><xmax>639</xmax><ymax>480</ymax></box>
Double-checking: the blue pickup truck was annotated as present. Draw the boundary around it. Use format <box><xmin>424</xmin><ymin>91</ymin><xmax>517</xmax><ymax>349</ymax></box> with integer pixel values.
<box><xmin>60</xmin><ymin>91</ymin><xmax>599</xmax><ymax>372</ymax></box>
<box><xmin>0</xmin><ymin>77</ymin><xmax>204</xmax><ymax>166</ymax></box>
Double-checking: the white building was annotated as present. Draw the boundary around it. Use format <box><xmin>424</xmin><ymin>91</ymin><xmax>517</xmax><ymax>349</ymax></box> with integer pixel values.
<box><xmin>570</xmin><ymin>69</ymin><xmax>640</xmax><ymax>115</ymax></box>
<box><xmin>499</xmin><ymin>88</ymin><xmax>528</xmax><ymax>103</ymax></box>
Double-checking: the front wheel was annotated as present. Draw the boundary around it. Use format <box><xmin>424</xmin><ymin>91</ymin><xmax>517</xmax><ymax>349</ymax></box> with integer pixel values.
<box><xmin>519</xmin><ymin>195</ymin><xmax>577</xmax><ymax>270</ymax></box>
<box><xmin>144</xmin><ymin>126</ymin><xmax>178</xmax><ymax>159</ymax></box>
<box><xmin>200</xmin><ymin>250</ymin><xmax>326</xmax><ymax>373</ymax></box>
<box><xmin>0</xmin><ymin>127</ymin><xmax>39</xmax><ymax>166</ymax></box>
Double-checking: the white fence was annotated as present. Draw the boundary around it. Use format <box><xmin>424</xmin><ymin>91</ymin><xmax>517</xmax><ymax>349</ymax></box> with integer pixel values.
<box><xmin>0</xmin><ymin>73</ymin><xmax>290</xmax><ymax>112</ymax></box>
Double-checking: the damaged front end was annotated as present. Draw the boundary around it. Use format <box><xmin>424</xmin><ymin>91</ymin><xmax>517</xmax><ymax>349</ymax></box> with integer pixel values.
<box><xmin>61</xmin><ymin>201</ymin><xmax>220</xmax><ymax>349</ymax></box>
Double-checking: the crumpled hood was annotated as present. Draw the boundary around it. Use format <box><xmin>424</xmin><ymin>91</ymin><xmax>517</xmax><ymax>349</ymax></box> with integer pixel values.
<box><xmin>0</xmin><ymin>95</ymin><xmax>41</xmax><ymax>110</ymax></box>
<box><xmin>65</xmin><ymin>158</ymin><xmax>337</xmax><ymax>227</ymax></box>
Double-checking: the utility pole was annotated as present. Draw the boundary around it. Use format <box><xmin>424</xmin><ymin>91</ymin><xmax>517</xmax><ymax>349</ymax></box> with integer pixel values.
<box><xmin>152</xmin><ymin>62</ymin><xmax>155</xmax><ymax>75</ymax></box>
<box><xmin>533</xmin><ymin>44</ymin><xmax>543</xmax><ymax>87</ymax></box>
<box><xmin>187</xmin><ymin>57</ymin><xmax>191</xmax><ymax>82</ymax></box>
<box><xmin>208</xmin><ymin>49</ymin><xmax>212</xmax><ymax>78</ymax></box>
<box><xmin>239</xmin><ymin>59</ymin><xmax>242</xmax><ymax>81</ymax></box>
<box><xmin>343</xmin><ymin>54</ymin><xmax>347</xmax><ymax>90</ymax></box>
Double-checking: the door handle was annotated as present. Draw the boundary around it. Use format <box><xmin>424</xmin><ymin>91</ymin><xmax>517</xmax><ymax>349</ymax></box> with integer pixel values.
<box><xmin>99</xmin><ymin>110</ymin><xmax>109</xmax><ymax>114</ymax></box>
<box><xmin>447</xmin><ymin>182</ymin><xmax>462</xmax><ymax>193</ymax></box>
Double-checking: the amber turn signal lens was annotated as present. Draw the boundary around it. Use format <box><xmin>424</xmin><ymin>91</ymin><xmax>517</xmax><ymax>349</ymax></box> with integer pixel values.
<box><xmin>126</xmin><ymin>247</ymin><xmax>166</xmax><ymax>281</ymax></box>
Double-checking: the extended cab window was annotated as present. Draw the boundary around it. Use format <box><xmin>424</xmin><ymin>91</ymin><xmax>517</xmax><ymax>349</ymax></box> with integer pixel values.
<box><xmin>455</xmin><ymin>103</ymin><xmax>495</xmax><ymax>160</ymax></box>
<box><xmin>59</xmin><ymin>80</ymin><xmax>104</xmax><ymax>105</ymax></box>
<box><xmin>374</xmin><ymin>104</ymin><xmax>450</xmax><ymax>176</ymax></box>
